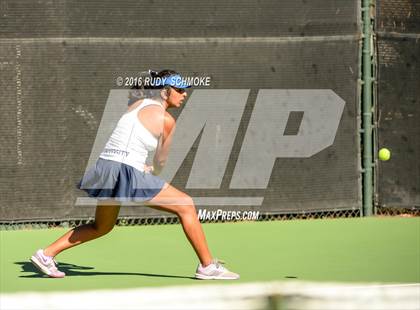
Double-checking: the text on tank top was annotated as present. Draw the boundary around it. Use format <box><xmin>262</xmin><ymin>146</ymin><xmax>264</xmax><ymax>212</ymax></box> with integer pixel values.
<box><xmin>99</xmin><ymin>99</ymin><xmax>163</xmax><ymax>172</ymax></box>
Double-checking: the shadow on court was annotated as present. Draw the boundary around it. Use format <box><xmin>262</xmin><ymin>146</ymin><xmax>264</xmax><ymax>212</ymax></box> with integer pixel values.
<box><xmin>15</xmin><ymin>262</ymin><xmax>195</xmax><ymax>280</ymax></box>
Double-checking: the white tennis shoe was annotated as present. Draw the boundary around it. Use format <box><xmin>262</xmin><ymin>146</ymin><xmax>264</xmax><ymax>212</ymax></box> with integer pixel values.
<box><xmin>30</xmin><ymin>249</ymin><xmax>65</xmax><ymax>278</ymax></box>
<box><xmin>195</xmin><ymin>259</ymin><xmax>240</xmax><ymax>280</ymax></box>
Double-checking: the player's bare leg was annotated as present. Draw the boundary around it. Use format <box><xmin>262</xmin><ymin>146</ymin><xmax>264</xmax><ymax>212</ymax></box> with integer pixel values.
<box><xmin>31</xmin><ymin>200</ymin><xmax>120</xmax><ymax>277</ymax></box>
<box><xmin>43</xmin><ymin>200</ymin><xmax>121</xmax><ymax>257</ymax></box>
<box><xmin>146</xmin><ymin>183</ymin><xmax>240</xmax><ymax>279</ymax></box>
<box><xmin>146</xmin><ymin>184</ymin><xmax>213</xmax><ymax>266</ymax></box>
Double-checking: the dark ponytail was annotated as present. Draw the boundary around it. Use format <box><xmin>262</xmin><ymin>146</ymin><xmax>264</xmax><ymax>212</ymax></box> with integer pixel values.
<box><xmin>127</xmin><ymin>69</ymin><xmax>179</xmax><ymax>106</ymax></box>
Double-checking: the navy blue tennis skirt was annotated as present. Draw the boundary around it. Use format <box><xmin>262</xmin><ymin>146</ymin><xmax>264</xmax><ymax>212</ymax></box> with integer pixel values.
<box><xmin>77</xmin><ymin>158</ymin><xmax>166</xmax><ymax>202</ymax></box>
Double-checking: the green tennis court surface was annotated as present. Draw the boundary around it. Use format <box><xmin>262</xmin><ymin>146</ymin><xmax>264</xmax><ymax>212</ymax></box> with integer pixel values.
<box><xmin>1</xmin><ymin>217</ymin><xmax>419</xmax><ymax>293</ymax></box>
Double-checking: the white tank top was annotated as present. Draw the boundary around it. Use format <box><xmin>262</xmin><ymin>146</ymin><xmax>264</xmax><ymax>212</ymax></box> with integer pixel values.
<box><xmin>99</xmin><ymin>99</ymin><xmax>163</xmax><ymax>172</ymax></box>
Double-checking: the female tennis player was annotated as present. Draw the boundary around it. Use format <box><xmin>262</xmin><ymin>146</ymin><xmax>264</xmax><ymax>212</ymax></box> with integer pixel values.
<box><xmin>30</xmin><ymin>70</ymin><xmax>239</xmax><ymax>280</ymax></box>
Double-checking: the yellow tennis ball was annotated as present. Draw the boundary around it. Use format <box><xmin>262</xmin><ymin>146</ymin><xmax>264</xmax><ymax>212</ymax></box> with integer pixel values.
<box><xmin>379</xmin><ymin>148</ymin><xmax>391</xmax><ymax>161</ymax></box>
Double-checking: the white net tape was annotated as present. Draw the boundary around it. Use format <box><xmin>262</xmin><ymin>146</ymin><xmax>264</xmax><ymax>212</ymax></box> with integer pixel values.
<box><xmin>1</xmin><ymin>281</ymin><xmax>419</xmax><ymax>310</ymax></box>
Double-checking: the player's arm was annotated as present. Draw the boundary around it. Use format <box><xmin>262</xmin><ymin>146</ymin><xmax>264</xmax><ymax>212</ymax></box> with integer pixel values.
<box><xmin>152</xmin><ymin>112</ymin><xmax>176</xmax><ymax>175</ymax></box>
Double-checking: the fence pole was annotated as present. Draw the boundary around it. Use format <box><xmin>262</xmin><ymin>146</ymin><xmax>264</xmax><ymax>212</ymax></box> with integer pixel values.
<box><xmin>362</xmin><ymin>0</ymin><xmax>374</xmax><ymax>216</ymax></box>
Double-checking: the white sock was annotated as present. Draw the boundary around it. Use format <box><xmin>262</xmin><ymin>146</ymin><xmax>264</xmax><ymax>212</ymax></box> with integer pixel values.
<box><xmin>40</xmin><ymin>249</ymin><xmax>53</xmax><ymax>260</ymax></box>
